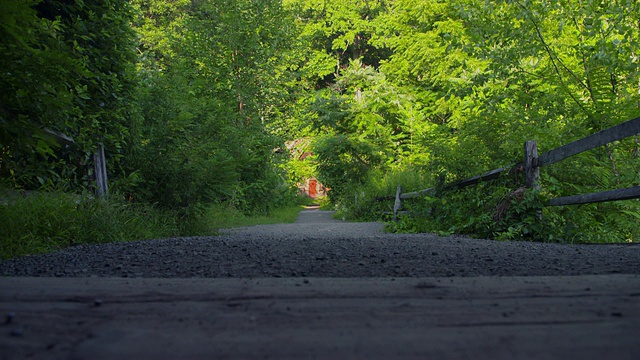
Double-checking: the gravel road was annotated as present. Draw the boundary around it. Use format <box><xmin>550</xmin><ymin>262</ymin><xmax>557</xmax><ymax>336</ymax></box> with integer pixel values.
<box><xmin>1</xmin><ymin>209</ymin><xmax>639</xmax><ymax>278</ymax></box>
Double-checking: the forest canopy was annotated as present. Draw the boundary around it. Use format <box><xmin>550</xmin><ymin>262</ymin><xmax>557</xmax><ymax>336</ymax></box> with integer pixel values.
<box><xmin>1</xmin><ymin>0</ymin><xmax>639</xmax><ymax>244</ymax></box>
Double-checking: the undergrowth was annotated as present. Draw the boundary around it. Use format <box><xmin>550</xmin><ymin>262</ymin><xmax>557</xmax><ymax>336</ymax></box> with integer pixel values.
<box><xmin>333</xmin><ymin>169</ymin><xmax>429</xmax><ymax>221</ymax></box>
<box><xmin>0</xmin><ymin>190</ymin><xmax>306</xmax><ymax>259</ymax></box>
<box><xmin>0</xmin><ymin>190</ymin><xmax>178</xmax><ymax>259</ymax></box>
<box><xmin>388</xmin><ymin>179</ymin><xmax>639</xmax><ymax>243</ymax></box>
<box><xmin>180</xmin><ymin>202</ymin><xmax>305</xmax><ymax>235</ymax></box>
<box><xmin>331</xmin><ymin>167</ymin><xmax>639</xmax><ymax>243</ymax></box>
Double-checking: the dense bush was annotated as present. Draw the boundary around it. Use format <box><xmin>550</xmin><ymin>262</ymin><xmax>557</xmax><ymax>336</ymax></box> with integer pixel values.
<box><xmin>0</xmin><ymin>0</ymin><xmax>137</xmax><ymax>191</ymax></box>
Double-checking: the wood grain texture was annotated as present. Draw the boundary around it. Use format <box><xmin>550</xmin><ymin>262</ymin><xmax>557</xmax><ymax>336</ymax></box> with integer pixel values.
<box><xmin>548</xmin><ymin>186</ymin><xmax>640</xmax><ymax>206</ymax></box>
<box><xmin>539</xmin><ymin>116</ymin><xmax>640</xmax><ymax>166</ymax></box>
<box><xmin>1</xmin><ymin>276</ymin><xmax>639</xmax><ymax>360</ymax></box>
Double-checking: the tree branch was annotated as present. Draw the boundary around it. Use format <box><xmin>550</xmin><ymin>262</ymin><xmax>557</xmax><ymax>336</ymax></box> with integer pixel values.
<box><xmin>515</xmin><ymin>1</ymin><xmax>590</xmax><ymax>116</ymax></box>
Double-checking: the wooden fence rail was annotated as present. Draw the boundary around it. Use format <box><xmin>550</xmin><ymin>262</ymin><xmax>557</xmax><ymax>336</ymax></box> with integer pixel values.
<box><xmin>392</xmin><ymin>116</ymin><xmax>640</xmax><ymax>221</ymax></box>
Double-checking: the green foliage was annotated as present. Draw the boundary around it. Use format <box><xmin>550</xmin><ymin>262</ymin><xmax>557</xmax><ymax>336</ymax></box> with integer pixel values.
<box><xmin>389</xmin><ymin>177</ymin><xmax>638</xmax><ymax>243</ymax></box>
<box><xmin>284</xmin><ymin>153</ymin><xmax>316</xmax><ymax>186</ymax></box>
<box><xmin>387</xmin><ymin>175</ymin><xmax>544</xmax><ymax>240</ymax></box>
<box><xmin>308</xmin><ymin>61</ymin><xmax>412</xmax><ymax>200</ymax></box>
<box><xmin>2</xmin><ymin>0</ymin><xmax>639</xmax><ymax>247</ymax></box>
<box><xmin>126</xmin><ymin>0</ymin><xmax>297</xmax><ymax>214</ymax></box>
<box><xmin>180</xmin><ymin>201</ymin><xmax>305</xmax><ymax>236</ymax></box>
<box><xmin>292</xmin><ymin>0</ymin><xmax>640</xmax><ymax>243</ymax></box>
<box><xmin>0</xmin><ymin>190</ymin><xmax>179</xmax><ymax>259</ymax></box>
<box><xmin>333</xmin><ymin>168</ymin><xmax>429</xmax><ymax>221</ymax></box>
<box><xmin>0</xmin><ymin>0</ymin><xmax>137</xmax><ymax>191</ymax></box>
<box><xmin>1</xmin><ymin>0</ymin><xmax>305</xmax><ymax>257</ymax></box>
<box><xmin>283</xmin><ymin>0</ymin><xmax>391</xmax><ymax>87</ymax></box>
<box><xmin>0</xmin><ymin>189</ymin><xmax>307</xmax><ymax>259</ymax></box>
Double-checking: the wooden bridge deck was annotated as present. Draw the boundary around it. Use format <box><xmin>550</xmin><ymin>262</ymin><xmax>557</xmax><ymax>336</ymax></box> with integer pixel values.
<box><xmin>2</xmin><ymin>275</ymin><xmax>639</xmax><ymax>359</ymax></box>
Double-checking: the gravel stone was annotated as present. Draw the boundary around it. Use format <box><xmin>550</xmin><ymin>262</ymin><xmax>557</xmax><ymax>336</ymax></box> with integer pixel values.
<box><xmin>1</xmin><ymin>210</ymin><xmax>639</xmax><ymax>278</ymax></box>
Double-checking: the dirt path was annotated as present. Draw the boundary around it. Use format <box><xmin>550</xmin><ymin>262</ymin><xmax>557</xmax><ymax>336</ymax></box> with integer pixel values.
<box><xmin>4</xmin><ymin>209</ymin><xmax>637</xmax><ymax>278</ymax></box>
<box><xmin>294</xmin><ymin>206</ymin><xmax>343</xmax><ymax>223</ymax></box>
<box><xmin>1</xmin><ymin>210</ymin><xmax>639</xmax><ymax>359</ymax></box>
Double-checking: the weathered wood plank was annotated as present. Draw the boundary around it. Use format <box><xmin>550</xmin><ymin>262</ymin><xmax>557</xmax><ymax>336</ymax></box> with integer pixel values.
<box><xmin>396</xmin><ymin>164</ymin><xmax>516</xmax><ymax>203</ymax></box>
<box><xmin>44</xmin><ymin>128</ymin><xmax>75</xmax><ymax>145</ymax></box>
<box><xmin>539</xmin><ymin>116</ymin><xmax>640</xmax><ymax>167</ymax></box>
<box><xmin>400</xmin><ymin>187</ymin><xmax>435</xmax><ymax>199</ymax></box>
<box><xmin>393</xmin><ymin>185</ymin><xmax>402</xmax><ymax>222</ymax></box>
<box><xmin>447</xmin><ymin>166</ymin><xmax>512</xmax><ymax>190</ymax></box>
<box><xmin>524</xmin><ymin>140</ymin><xmax>540</xmax><ymax>190</ymax></box>
<box><xmin>2</xmin><ymin>276</ymin><xmax>639</xmax><ymax>360</ymax></box>
<box><xmin>93</xmin><ymin>144</ymin><xmax>108</xmax><ymax>198</ymax></box>
<box><xmin>547</xmin><ymin>186</ymin><xmax>640</xmax><ymax>206</ymax></box>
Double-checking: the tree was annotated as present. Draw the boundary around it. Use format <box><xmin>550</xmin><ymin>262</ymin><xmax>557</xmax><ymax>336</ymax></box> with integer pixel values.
<box><xmin>0</xmin><ymin>0</ymin><xmax>137</xmax><ymax>191</ymax></box>
<box><xmin>128</xmin><ymin>0</ymin><xmax>296</xmax><ymax>213</ymax></box>
<box><xmin>284</xmin><ymin>0</ymin><xmax>391</xmax><ymax>88</ymax></box>
<box><xmin>310</xmin><ymin>60</ymin><xmax>410</xmax><ymax>197</ymax></box>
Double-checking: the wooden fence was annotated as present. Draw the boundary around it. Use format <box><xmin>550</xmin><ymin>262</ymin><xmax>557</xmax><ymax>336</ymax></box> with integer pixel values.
<box><xmin>45</xmin><ymin>129</ymin><xmax>109</xmax><ymax>198</ymax></box>
<box><xmin>392</xmin><ymin>116</ymin><xmax>640</xmax><ymax>221</ymax></box>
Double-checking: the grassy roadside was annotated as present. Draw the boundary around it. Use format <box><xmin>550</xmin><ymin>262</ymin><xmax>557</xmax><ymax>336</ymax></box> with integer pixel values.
<box><xmin>182</xmin><ymin>202</ymin><xmax>306</xmax><ymax>234</ymax></box>
<box><xmin>0</xmin><ymin>190</ymin><xmax>308</xmax><ymax>260</ymax></box>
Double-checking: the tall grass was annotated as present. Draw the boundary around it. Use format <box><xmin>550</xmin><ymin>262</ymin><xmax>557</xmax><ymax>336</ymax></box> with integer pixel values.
<box><xmin>334</xmin><ymin>168</ymin><xmax>430</xmax><ymax>221</ymax></box>
<box><xmin>0</xmin><ymin>190</ymin><xmax>307</xmax><ymax>259</ymax></box>
<box><xmin>177</xmin><ymin>202</ymin><xmax>305</xmax><ymax>235</ymax></box>
<box><xmin>0</xmin><ymin>190</ymin><xmax>179</xmax><ymax>259</ymax></box>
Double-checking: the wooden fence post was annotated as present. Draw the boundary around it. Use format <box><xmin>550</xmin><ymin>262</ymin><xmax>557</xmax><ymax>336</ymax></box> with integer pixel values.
<box><xmin>393</xmin><ymin>185</ymin><xmax>402</xmax><ymax>222</ymax></box>
<box><xmin>524</xmin><ymin>140</ymin><xmax>540</xmax><ymax>190</ymax></box>
<box><xmin>524</xmin><ymin>140</ymin><xmax>542</xmax><ymax>220</ymax></box>
<box><xmin>93</xmin><ymin>144</ymin><xmax>108</xmax><ymax>198</ymax></box>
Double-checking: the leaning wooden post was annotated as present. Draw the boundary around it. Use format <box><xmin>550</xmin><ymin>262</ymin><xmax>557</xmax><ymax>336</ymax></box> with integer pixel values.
<box><xmin>93</xmin><ymin>144</ymin><xmax>108</xmax><ymax>198</ymax></box>
<box><xmin>524</xmin><ymin>140</ymin><xmax>540</xmax><ymax>190</ymax></box>
<box><xmin>393</xmin><ymin>185</ymin><xmax>403</xmax><ymax>222</ymax></box>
